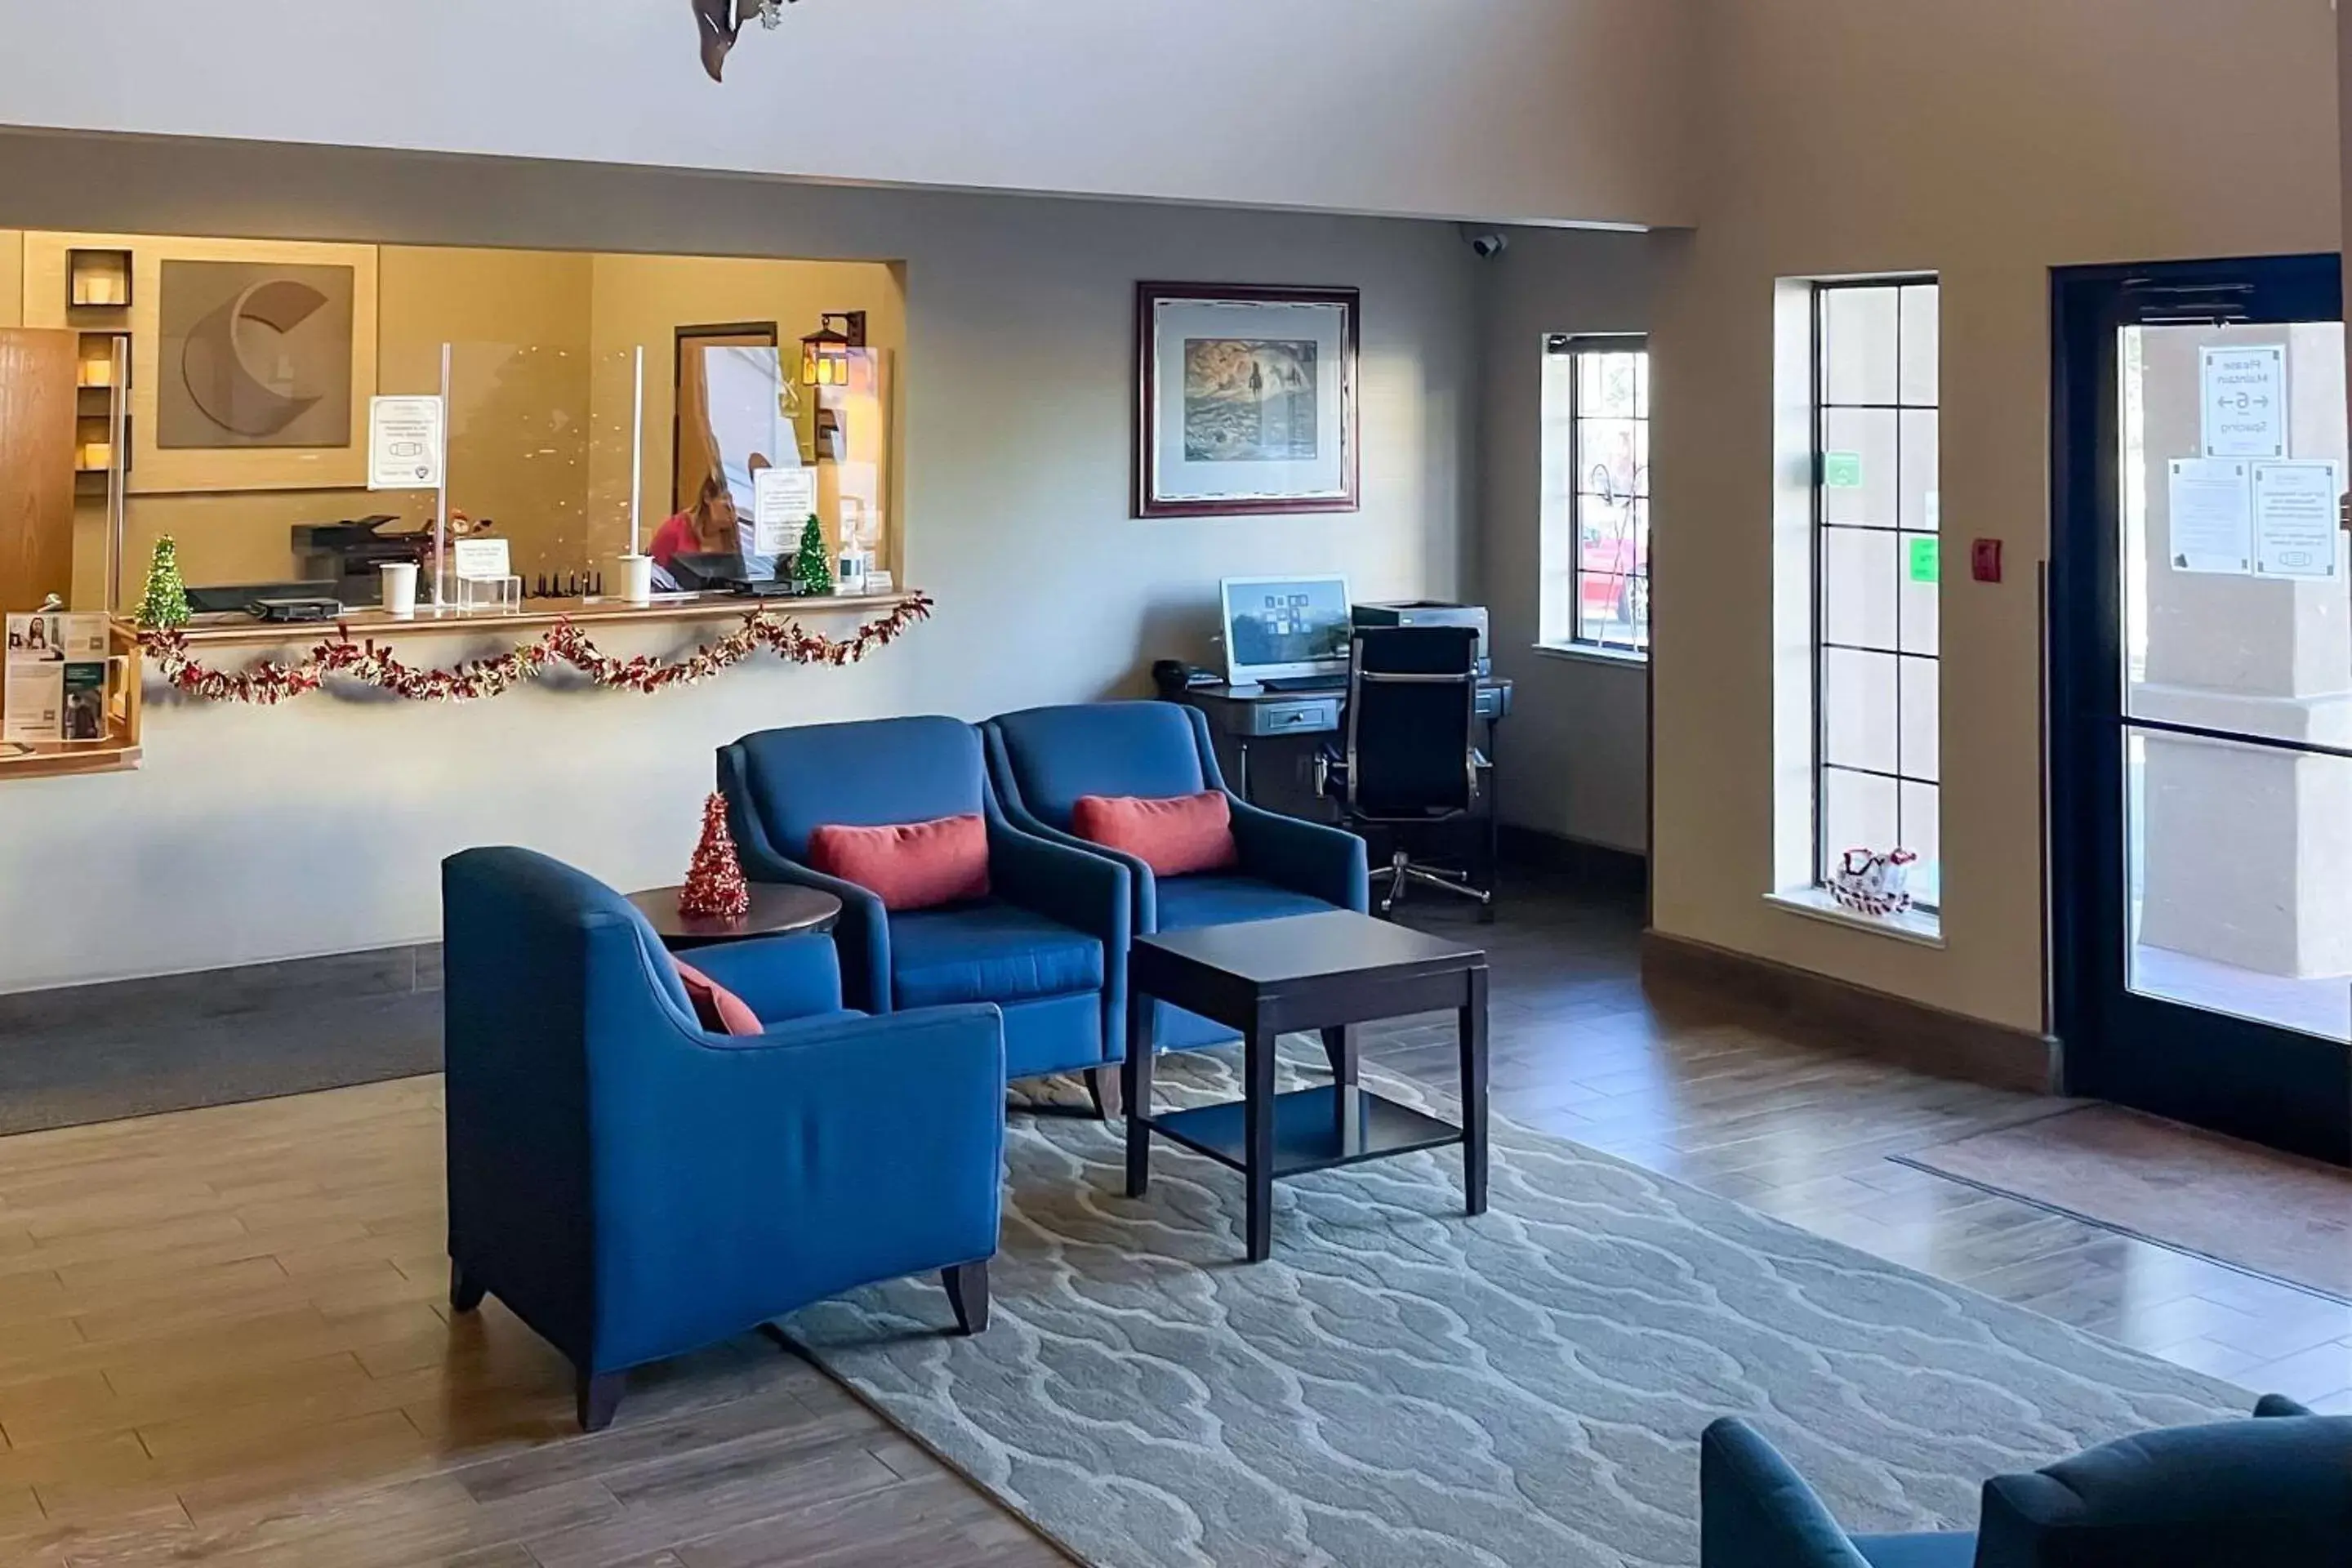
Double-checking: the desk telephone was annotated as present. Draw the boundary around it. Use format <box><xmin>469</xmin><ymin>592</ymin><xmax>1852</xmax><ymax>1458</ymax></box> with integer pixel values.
<box><xmin>1152</xmin><ymin>660</ymin><xmax>1226</xmax><ymax>697</ymax></box>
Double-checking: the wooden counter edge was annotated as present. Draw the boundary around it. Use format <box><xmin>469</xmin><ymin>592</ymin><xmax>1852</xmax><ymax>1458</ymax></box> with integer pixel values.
<box><xmin>153</xmin><ymin>590</ymin><xmax>924</xmax><ymax>649</ymax></box>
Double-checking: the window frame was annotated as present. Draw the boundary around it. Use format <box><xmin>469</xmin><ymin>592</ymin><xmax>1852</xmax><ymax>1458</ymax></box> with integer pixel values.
<box><xmin>1540</xmin><ymin>332</ymin><xmax>1651</xmax><ymax>659</ymax></box>
<box><xmin>1808</xmin><ymin>276</ymin><xmax>1940</xmax><ymax>913</ymax></box>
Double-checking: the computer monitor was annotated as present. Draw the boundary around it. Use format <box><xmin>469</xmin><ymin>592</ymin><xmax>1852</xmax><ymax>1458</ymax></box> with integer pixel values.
<box><xmin>1220</xmin><ymin>574</ymin><xmax>1352</xmax><ymax>686</ymax></box>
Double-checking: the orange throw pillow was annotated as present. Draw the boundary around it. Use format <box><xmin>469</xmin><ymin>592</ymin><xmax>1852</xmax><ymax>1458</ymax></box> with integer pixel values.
<box><xmin>672</xmin><ymin>959</ymin><xmax>762</xmax><ymax>1036</ymax></box>
<box><xmin>808</xmin><ymin>814</ymin><xmax>991</xmax><ymax>911</ymax></box>
<box><xmin>1071</xmin><ymin>791</ymin><xmax>1239</xmax><ymax>878</ymax></box>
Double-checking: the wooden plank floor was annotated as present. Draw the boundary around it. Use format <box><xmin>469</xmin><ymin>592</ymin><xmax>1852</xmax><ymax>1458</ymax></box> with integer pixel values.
<box><xmin>0</xmin><ymin>878</ymin><xmax>2345</xmax><ymax>1566</ymax></box>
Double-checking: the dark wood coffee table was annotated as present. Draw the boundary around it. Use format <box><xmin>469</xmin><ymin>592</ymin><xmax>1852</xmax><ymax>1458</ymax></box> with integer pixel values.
<box><xmin>626</xmin><ymin>882</ymin><xmax>842</xmax><ymax>951</ymax></box>
<box><xmin>1122</xmin><ymin>909</ymin><xmax>1488</xmax><ymax>1262</ymax></box>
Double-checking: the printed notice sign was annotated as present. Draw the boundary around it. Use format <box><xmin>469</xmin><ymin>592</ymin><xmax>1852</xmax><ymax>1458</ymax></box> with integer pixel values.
<box><xmin>368</xmin><ymin>397</ymin><xmax>445</xmax><ymax>491</ymax></box>
<box><xmin>752</xmin><ymin>466</ymin><xmax>818</xmax><ymax>558</ymax></box>
<box><xmin>452</xmin><ymin>537</ymin><xmax>512</xmax><ymax>582</ymax></box>
<box><xmin>0</xmin><ymin>611</ymin><xmax>97</xmax><ymax>745</ymax></box>
<box><xmin>2167</xmin><ymin>457</ymin><xmax>2254</xmax><ymax>575</ymax></box>
<box><xmin>2252</xmin><ymin>459</ymin><xmax>2341</xmax><ymax>580</ymax></box>
<box><xmin>2200</xmin><ymin>345</ymin><xmax>2287</xmax><ymax>460</ymax></box>
<box><xmin>1907</xmin><ymin>536</ymin><xmax>1940</xmax><ymax>584</ymax></box>
<box><xmin>1822</xmin><ymin>452</ymin><xmax>1864</xmax><ymax>489</ymax></box>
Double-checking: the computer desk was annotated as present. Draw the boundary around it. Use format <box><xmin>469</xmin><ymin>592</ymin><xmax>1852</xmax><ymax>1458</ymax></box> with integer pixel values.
<box><xmin>1167</xmin><ymin>675</ymin><xmax>1515</xmax><ymax>804</ymax></box>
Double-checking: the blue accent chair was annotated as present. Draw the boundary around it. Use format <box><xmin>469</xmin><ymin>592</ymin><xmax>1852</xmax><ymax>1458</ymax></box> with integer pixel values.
<box><xmin>1699</xmin><ymin>1396</ymin><xmax>2351</xmax><ymax>1568</ymax></box>
<box><xmin>983</xmin><ymin>700</ymin><xmax>1370</xmax><ymax>1053</ymax></box>
<box><xmin>717</xmin><ymin>716</ymin><xmax>1131</xmax><ymax>1111</ymax></box>
<box><xmin>442</xmin><ymin>846</ymin><xmax>1007</xmax><ymax>1432</ymax></box>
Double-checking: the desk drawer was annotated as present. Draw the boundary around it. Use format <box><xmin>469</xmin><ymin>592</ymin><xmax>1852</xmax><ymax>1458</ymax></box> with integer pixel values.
<box><xmin>1243</xmin><ymin>697</ymin><xmax>1340</xmax><ymax>737</ymax></box>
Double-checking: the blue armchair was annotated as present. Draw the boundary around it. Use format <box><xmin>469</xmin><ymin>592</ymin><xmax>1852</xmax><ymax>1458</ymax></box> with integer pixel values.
<box><xmin>718</xmin><ymin>716</ymin><xmax>1131</xmax><ymax>1112</ymax></box>
<box><xmin>1699</xmin><ymin>1396</ymin><xmax>2350</xmax><ymax>1568</ymax></box>
<box><xmin>442</xmin><ymin>847</ymin><xmax>1006</xmax><ymax>1432</ymax></box>
<box><xmin>983</xmin><ymin>700</ymin><xmax>1370</xmax><ymax>1053</ymax></box>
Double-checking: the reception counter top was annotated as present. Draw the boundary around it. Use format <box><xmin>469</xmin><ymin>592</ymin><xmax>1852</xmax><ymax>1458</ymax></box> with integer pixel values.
<box><xmin>168</xmin><ymin>590</ymin><xmax>920</xmax><ymax>649</ymax></box>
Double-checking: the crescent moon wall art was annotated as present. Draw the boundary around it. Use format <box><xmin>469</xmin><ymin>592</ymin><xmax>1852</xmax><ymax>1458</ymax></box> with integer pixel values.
<box><xmin>157</xmin><ymin>260</ymin><xmax>356</xmax><ymax>450</ymax></box>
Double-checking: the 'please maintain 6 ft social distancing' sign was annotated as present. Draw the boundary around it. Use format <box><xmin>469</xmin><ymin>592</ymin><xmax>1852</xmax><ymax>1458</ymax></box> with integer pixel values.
<box><xmin>2201</xmin><ymin>345</ymin><xmax>2287</xmax><ymax>460</ymax></box>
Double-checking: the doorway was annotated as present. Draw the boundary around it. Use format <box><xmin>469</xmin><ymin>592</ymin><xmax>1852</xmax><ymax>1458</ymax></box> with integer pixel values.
<box><xmin>2051</xmin><ymin>254</ymin><xmax>2352</xmax><ymax>1164</ymax></box>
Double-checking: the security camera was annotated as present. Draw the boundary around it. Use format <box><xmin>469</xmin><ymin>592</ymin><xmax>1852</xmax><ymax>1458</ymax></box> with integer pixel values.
<box><xmin>1459</xmin><ymin>226</ymin><xmax>1509</xmax><ymax>260</ymax></box>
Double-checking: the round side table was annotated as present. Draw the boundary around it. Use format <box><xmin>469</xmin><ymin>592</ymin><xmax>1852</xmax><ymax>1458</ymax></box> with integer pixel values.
<box><xmin>626</xmin><ymin>883</ymin><xmax>844</xmax><ymax>951</ymax></box>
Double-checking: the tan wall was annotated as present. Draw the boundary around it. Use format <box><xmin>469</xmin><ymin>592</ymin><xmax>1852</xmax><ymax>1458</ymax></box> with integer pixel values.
<box><xmin>8</xmin><ymin>235</ymin><xmax>892</xmax><ymax>599</ymax></box>
<box><xmin>381</xmin><ymin>245</ymin><xmax>596</xmax><ymax>582</ymax></box>
<box><xmin>0</xmin><ymin>232</ymin><xmax>22</xmax><ymax>328</ymax></box>
<box><xmin>1649</xmin><ymin>0</ymin><xmax>2342</xmax><ymax>1032</ymax></box>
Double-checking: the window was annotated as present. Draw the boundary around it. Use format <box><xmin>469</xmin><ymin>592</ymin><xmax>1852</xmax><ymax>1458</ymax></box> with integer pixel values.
<box><xmin>1812</xmin><ymin>279</ymin><xmax>1940</xmax><ymax>911</ymax></box>
<box><xmin>1540</xmin><ymin>336</ymin><xmax>1650</xmax><ymax>655</ymax></box>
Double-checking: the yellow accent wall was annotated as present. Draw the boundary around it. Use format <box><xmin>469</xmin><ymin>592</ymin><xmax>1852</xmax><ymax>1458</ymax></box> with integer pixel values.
<box><xmin>583</xmin><ymin>252</ymin><xmax>902</xmax><ymax>554</ymax></box>
<box><xmin>7</xmin><ymin>234</ymin><xmax>893</xmax><ymax>601</ymax></box>
<box><xmin>0</xmin><ymin>232</ymin><xmax>22</xmax><ymax>328</ymax></box>
<box><xmin>379</xmin><ymin>244</ymin><xmax>596</xmax><ymax>582</ymax></box>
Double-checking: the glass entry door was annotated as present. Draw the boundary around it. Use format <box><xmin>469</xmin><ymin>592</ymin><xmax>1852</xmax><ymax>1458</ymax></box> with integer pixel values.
<box><xmin>2052</xmin><ymin>254</ymin><xmax>2352</xmax><ymax>1164</ymax></box>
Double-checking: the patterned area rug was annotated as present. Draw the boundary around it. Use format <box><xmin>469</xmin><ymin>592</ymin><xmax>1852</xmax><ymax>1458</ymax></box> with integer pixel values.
<box><xmin>786</xmin><ymin>1049</ymin><xmax>2248</xmax><ymax>1568</ymax></box>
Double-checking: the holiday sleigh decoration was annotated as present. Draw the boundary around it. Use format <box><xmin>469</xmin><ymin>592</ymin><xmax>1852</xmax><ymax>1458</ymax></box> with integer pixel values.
<box><xmin>1828</xmin><ymin>847</ymin><xmax>1918</xmax><ymax>918</ymax></box>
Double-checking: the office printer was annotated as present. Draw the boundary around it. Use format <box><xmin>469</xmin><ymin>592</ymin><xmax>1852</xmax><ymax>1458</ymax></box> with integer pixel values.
<box><xmin>1352</xmin><ymin>600</ymin><xmax>1490</xmax><ymax>675</ymax></box>
<box><xmin>291</xmin><ymin>514</ymin><xmax>435</xmax><ymax>606</ymax></box>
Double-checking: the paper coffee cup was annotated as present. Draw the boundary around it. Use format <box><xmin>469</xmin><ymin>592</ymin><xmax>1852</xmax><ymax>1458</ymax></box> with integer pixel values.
<box><xmin>618</xmin><ymin>554</ymin><xmax>654</xmax><ymax>605</ymax></box>
<box><xmin>379</xmin><ymin>561</ymin><xmax>419</xmax><ymax>617</ymax></box>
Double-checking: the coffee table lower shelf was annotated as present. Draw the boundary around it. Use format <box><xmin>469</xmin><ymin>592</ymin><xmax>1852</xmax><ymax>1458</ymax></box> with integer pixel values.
<box><xmin>1141</xmin><ymin>1086</ymin><xmax>1463</xmax><ymax>1178</ymax></box>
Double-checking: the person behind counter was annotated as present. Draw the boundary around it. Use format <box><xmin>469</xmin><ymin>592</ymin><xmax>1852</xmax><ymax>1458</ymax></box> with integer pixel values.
<box><xmin>648</xmin><ymin>471</ymin><xmax>742</xmax><ymax>577</ymax></box>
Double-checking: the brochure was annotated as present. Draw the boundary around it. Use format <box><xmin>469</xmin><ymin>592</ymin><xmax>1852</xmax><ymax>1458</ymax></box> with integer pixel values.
<box><xmin>2</xmin><ymin>666</ymin><xmax>62</xmax><ymax>744</ymax></box>
<box><xmin>5</xmin><ymin>612</ymin><xmax>109</xmax><ymax>743</ymax></box>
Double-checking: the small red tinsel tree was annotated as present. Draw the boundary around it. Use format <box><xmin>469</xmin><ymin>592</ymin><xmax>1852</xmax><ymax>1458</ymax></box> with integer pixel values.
<box><xmin>679</xmin><ymin>791</ymin><xmax>751</xmax><ymax>919</ymax></box>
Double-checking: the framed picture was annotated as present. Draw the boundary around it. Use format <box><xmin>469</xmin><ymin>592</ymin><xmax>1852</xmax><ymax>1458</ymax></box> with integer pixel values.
<box><xmin>1135</xmin><ymin>283</ymin><xmax>1359</xmax><ymax>517</ymax></box>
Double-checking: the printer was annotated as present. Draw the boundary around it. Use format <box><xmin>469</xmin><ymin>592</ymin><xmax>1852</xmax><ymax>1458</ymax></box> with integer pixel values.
<box><xmin>1352</xmin><ymin>600</ymin><xmax>1490</xmax><ymax>675</ymax></box>
<box><xmin>291</xmin><ymin>514</ymin><xmax>436</xmax><ymax>606</ymax></box>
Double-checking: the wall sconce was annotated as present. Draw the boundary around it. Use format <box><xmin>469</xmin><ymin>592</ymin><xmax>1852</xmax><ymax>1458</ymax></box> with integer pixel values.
<box><xmin>800</xmin><ymin>311</ymin><xmax>866</xmax><ymax>388</ymax></box>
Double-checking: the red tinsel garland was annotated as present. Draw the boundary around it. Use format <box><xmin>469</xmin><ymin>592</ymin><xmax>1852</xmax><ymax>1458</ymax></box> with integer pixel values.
<box><xmin>140</xmin><ymin>595</ymin><xmax>933</xmax><ymax>705</ymax></box>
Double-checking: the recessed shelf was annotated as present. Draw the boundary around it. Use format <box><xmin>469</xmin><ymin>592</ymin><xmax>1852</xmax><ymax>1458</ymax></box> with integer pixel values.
<box><xmin>66</xmin><ymin>249</ymin><xmax>132</xmax><ymax>310</ymax></box>
<box><xmin>75</xmin><ymin>332</ymin><xmax>127</xmax><ymax>389</ymax></box>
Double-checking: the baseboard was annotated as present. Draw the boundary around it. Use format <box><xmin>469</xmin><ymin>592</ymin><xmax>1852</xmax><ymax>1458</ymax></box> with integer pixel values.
<box><xmin>1498</xmin><ymin>825</ymin><xmax>1647</xmax><ymax>901</ymax></box>
<box><xmin>1640</xmin><ymin>929</ymin><xmax>2060</xmax><ymax>1095</ymax></box>
<box><xmin>0</xmin><ymin>943</ymin><xmax>441</xmax><ymax>1038</ymax></box>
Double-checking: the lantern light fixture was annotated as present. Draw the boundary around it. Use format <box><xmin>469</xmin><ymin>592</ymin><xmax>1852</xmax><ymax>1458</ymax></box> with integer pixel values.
<box><xmin>800</xmin><ymin>311</ymin><xmax>866</xmax><ymax>389</ymax></box>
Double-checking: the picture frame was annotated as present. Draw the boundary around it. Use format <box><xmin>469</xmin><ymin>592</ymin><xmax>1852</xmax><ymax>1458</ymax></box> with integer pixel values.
<box><xmin>1134</xmin><ymin>283</ymin><xmax>1360</xmax><ymax>518</ymax></box>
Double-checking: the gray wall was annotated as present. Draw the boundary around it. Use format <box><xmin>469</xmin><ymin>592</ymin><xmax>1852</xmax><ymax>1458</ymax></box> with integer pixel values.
<box><xmin>1476</xmin><ymin>226</ymin><xmax>1664</xmax><ymax>853</ymax></box>
<box><xmin>0</xmin><ymin>132</ymin><xmax>1483</xmax><ymax>990</ymax></box>
<box><xmin>0</xmin><ymin>2</ymin><xmax>1698</xmax><ymax>229</ymax></box>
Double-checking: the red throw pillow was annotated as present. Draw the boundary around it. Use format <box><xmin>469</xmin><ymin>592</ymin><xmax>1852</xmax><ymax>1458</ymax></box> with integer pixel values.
<box><xmin>808</xmin><ymin>814</ymin><xmax>991</xmax><ymax>911</ymax></box>
<box><xmin>672</xmin><ymin>958</ymin><xmax>762</xmax><ymax>1036</ymax></box>
<box><xmin>1071</xmin><ymin>791</ymin><xmax>1239</xmax><ymax>878</ymax></box>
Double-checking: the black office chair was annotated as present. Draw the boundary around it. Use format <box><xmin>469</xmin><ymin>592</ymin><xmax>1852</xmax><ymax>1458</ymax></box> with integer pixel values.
<box><xmin>1315</xmin><ymin>626</ymin><xmax>1493</xmax><ymax>920</ymax></box>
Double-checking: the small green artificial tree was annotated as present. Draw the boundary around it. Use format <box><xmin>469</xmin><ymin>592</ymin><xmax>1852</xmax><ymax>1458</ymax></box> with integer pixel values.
<box><xmin>136</xmin><ymin>535</ymin><xmax>192</xmax><ymax>630</ymax></box>
<box><xmin>793</xmin><ymin>514</ymin><xmax>834</xmax><ymax>595</ymax></box>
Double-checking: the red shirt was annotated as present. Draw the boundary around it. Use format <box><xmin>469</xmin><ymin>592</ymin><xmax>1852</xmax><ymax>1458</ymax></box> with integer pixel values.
<box><xmin>648</xmin><ymin>512</ymin><xmax>698</xmax><ymax>568</ymax></box>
